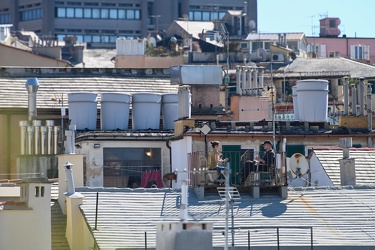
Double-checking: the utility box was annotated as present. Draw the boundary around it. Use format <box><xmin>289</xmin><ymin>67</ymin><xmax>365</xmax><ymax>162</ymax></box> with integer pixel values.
<box><xmin>156</xmin><ymin>222</ymin><xmax>213</xmax><ymax>250</ymax></box>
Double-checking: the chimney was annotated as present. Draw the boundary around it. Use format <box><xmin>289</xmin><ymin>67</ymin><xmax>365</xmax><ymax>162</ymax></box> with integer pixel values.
<box><xmin>64</xmin><ymin>161</ymin><xmax>75</xmax><ymax>196</ymax></box>
<box><xmin>25</xmin><ymin>78</ymin><xmax>39</xmax><ymax>122</ymax></box>
<box><xmin>339</xmin><ymin>138</ymin><xmax>356</xmax><ymax>186</ymax></box>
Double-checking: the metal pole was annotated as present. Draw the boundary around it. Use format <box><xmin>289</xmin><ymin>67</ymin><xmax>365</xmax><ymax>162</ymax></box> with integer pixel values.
<box><xmin>311</xmin><ymin>227</ymin><xmax>314</xmax><ymax>250</ymax></box>
<box><xmin>225</xmin><ymin>161</ymin><xmax>230</xmax><ymax>250</ymax></box>
<box><xmin>94</xmin><ymin>192</ymin><xmax>99</xmax><ymax>230</ymax></box>
<box><xmin>145</xmin><ymin>231</ymin><xmax>147</xmax><ymax>250</ymax></box>
<box><xmin>248</xmin><ymin>230</ymin><xmax>250</xmax><ymax>250</ymax></box>
<box><xmin>231</xmin><ymin>198</ymin><xmax>235</xmax><ymax>249</ymax></box>
<box><xmin>277</xmin><ymin>227</ymin><xmax>280</xmax><ymax>250</ymax></box>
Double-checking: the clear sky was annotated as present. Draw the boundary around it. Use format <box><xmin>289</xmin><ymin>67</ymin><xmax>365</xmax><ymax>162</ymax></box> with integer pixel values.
<box><xmin>257</xmin><ymin>0</ymin><xmax>375</xmax><ymax>38</ymax></box>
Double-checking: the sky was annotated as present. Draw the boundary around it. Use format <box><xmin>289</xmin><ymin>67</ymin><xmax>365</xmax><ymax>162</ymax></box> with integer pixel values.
<box><xmin>257</xmin><ymin>0</ymin><xmax>375</xmax><ymax>38</ymax></box>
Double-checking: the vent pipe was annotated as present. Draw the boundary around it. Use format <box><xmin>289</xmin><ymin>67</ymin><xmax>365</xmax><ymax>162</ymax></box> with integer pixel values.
<box><xmin>64</xmin><ymin>161</ymin><xmax>75</xmax><ymax>196</ymax></box>
<box><xmin>236</xmin><ymin>66</ymin><xmax>241</xmax><ymax>95</ymax></box>
<box><xmin>27</xmin><ymin>126</ymin><xmax>34</xmax><ymax>155</ymax></box>
<box><xmin>54</xmin><ymin>126</ymin><xmax>59</xmax><ymax>155</ymax></box>
<box><xmin>179</xmin><ymin>179</ymin><xmax>188</xmax><ymax>221</ymax></box>
<box><xmin>359</xmin><ymin>78</ymin><xmax>365</xmax><ymax>115</ymax></box>
<box><xmin>351</xmin><ymin>86</ymin><xmax>357</xmax><ymax>115</ymax></box>
<box><xmin>19</xmin><ymin>121</ymin><xmax>28</xmax><ymax>155</ymax></box>
<box><xmin>46</xmin><ymin>120</ymin><xmax>54</xmax><ymax>154</ymax></box>
<box><xmin>247</xmin><ymin>68</ymin><xmax>253</xmax><ymax>96</ymax></box>
<box><xmin>258</xmin><ymin>68</ymin><xmax>264</xmax><ymax>95</ymax></box>
<box><xmin>25</xmin><ymin>78</ymin><xmax>39</xmax><ymax>122</ymax></box>
<box><xmin>241</xmin><ymin>68</ymin><xmax>246</xmax><ymax>95</ymax></box>
<box><xmin>253</xmin><ymin>69</ymin><xmax>258</xmax><ymax>96</ymax></box>
<box><xmin>65</xmin><ymin>125</ymin><xmax>76</xmax><ymax>154</ymax></box>
<box><xmin>343</xmin><ymin>77</ymin><xmax>349</xmax><ymax>115</ymax></box>
<box><xmin>33</xmin><ymin>120</ymin><xmax>41</xmax><ymax>155</ymax></box>
<box><xmin>41</xmin><ymin>126</ymin><xmax>47</xmax><ymax>155</ymax></box>
<box><xmin>368</xmin><ymin>84</ymin><xmax>373</xmax><ymax>132</ymax></box>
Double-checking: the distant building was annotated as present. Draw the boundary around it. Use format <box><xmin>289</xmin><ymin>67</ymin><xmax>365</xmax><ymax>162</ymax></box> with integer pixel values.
<box><xmin>0</xmin><ymin>0</ymin><xmax>257</xmax><ymax>47</ymax></box>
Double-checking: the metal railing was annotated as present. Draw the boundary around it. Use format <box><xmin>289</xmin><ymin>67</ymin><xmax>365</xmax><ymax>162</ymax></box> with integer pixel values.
<box><xmin>188</xmin><ymin>151</ymin><xmax>286</xmax><ymax>187</ymax></box>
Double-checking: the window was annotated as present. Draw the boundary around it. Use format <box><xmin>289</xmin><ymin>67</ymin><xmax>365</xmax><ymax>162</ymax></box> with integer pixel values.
<box><xmin>66</xmin><ymin>7</ymin><xmax>74</xmax><ymax>18</ymax></box>
<box><xmin>109</xmin><ymin>9</ymin><xmax>117</xmax><ymax>19</ymax></box>
<box><xmin>92</xmin><ymin>8</ymin><xmax>100</xmax><ymax>18</ymax></box>
<box><xmin>0</xmin><ymin>13</ymin><xmax>10</xmax><ymax>24</ymax></box>
<box><xmin>20</xmin><ymin>8</ymin><xmax>42</xmax><ymax>21</ymax></box>
<box><xmin>83</xmin><ymin>8</ymin><xmax>91</xmax><ymax>18</ymax></box>
<box><xmin>350</xmin><ymin>45</ymin><xmax>370</xmax><ymax>60</ymax></box>
<box><xmin>251</xmin><ymin>41</ymin><xmax>262</xmax><ymax>51</ymax></box>
<box><xmin>126</xmin><ymin>9</ymin><xmax>134</xmax><ymax>19</ymax></box>
<box><xmin>103</xmin><ymin>148</ymin><xmax>161</xmax><ymax>188</ymax></box>
<box><xmin>101</xmin><ymin>9</ymin><xmax>109</xmax><ymax>18</ymax></box>
<box><xmin>329</xmin><ymin>19</ymin><xmax>336</xmax><ymax>28</ymax></box>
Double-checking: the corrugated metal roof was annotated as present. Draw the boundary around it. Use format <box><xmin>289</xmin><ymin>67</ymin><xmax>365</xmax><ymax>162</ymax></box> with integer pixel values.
<box><xmin>0</xmin><ymin>69</ymin><xmax>177</xmax><ymax>109</ymax></box>
<box><xmin>245</xmin><ymin>32</ymin><xmax>305</xmax><ymax>41</ymax></box>
<box><xmin>277</xmin><ymin>57</ymin><xmax>375</xmax><ymax>79</ymax></box>
<box><xmin>313</xmin><ymin>148</ymin><xmax>375</xmax><ymax>186</ymax></box>
<box><xmin>77</xmin><ymin>186</ymin><xmax>375</xmax><ymax>249</ymax></box>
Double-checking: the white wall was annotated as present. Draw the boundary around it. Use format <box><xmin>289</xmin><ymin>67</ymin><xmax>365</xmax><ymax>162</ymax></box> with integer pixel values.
<box><xmin>310</xmin><ymin>153</ymin><xmax>333</xmax><ymax>186</ymax></box>
<box><xmin>171</xmin><ymin>137</ymin><xmax>192</xmax><ymax>188</ymax></box>
<box><xmin>0</xmin><ymin>182</ymin><xmax>51</xmax><ymax>250</ymax></box>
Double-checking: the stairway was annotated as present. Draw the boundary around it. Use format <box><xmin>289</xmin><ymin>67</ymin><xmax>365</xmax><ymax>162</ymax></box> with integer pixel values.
<box><xmin>51</xmin><ymin>199</ymin><xmax>70</xmax><ymax>250</ymax></box>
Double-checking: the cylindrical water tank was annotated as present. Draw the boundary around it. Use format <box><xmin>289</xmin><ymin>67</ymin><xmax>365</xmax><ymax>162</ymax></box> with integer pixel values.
<box><xmin>178</xmin><ymin>86</ymin><xmax>191</xmax><ymax>119</ymax></box>
<box><xmin>297</xmin><ymin>79</ymin><xmax>329</xmax><ymax>122</ymax></box>
<box><xmin>132</xmin><ymin>93</ymin><xmax>161</xmax><ymax>130</ymax></box>
<box><xmin>100</xmin><ymin>93</ymin><xmax>131</xmax><ymax>130</ymax></box>
<box><xmin>68</xmin><ymin>92</ymin><xmax>98</xmax><ymax>130</ymax></box>
<box><xmin>292</xmin><ymin>86</ymin><xmax>299</xmax><ymax>121</ymax></box>
<box><xmin>162</xmin><ymin>93</ymin><xmax>178</xmax><ymax>130</ymax></box>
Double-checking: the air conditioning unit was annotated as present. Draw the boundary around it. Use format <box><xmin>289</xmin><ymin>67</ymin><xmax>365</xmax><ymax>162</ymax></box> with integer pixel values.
<box><xmin>272</xmin><ymin>53</ymin><xmax>284</xmax><ymax>62</ymax></box>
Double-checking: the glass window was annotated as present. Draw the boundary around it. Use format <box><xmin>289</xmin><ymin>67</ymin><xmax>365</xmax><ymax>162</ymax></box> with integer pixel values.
<box><xmin>252</xmin><ymin>41</ymin><xmax>262</xmax><ymax>51</ymax></box>
<box><xmin>101</xmin><ymin>9</ymin><xmax>109</xmax><ymax>18</ymax></box>
<box><xmin>264</xmin><ymin>42</ymin><xmax>271</xmax><ymax>50</ymax></box>
<box><xmin>75</xmin><ymin>35</ymin><xmax>83</xmax><ymax>42</ymax></box>
<box><xmin>219</xmin><ymin>12</ymin><xmax>226</xmax><ymax>19</ymax></box>
<box><xmin>109</xmin><ymin>9</ymin><xmax>117</xmax><ymax>19</ymax></box>
<box><xmin>84</xmin><ymin>35</ymin><xmax>92</xmax><ymax>42</ymax></box>
<box><xmin>109</xmin><ymin>36</ymin><xmax>117</xmax><ymax>43</ymax></box>
<box><xmin>92</xmin><ymin>8</ymin><xmax>100</xmax><ymax>18</ymax></box>
<box><xmin>66</xmin><ymin>7</ymin><xmax>74</xmax><ymax>18</ymax></box>
<box><xmin>75</xmin><ymin>8</ymin><xmax>83</xmax><ymax>18</ymax></box>
<box><xmin>202</xmin><ymin>11</ymin><xmax>210</xmax><ymax>21</ymax></box>
<box><xmin>57</xmin><ymin>34</ymin><xmax>65</xmax><ymax>41</ymax></box>
<box><xmin>83</xmin><ymin>8</ymin><xmax>91</xmax><ymax>18</ymax></box>
<box><xmin>92</xmin><ymin>35</ymin><xmax>100</xmax><ymax>42</ymax></box>
<box><xmin>193</xmin><ymin>11</ymin><xmax>202</xmax><ymax>21</ymax></box>
<box><xmin>118</xmin><ymin>9</ymin><xmax>125</xmax><ymax>19</ymax></box>
<box><xmin>188</xmin><ymin>11</ymin><xmax>193</xmax><ymax>20</ymax></box>
<box><xmin>134</xmin><ymin>10</ymin><xmax>140</xmax><ymax>19</ymax></box>
<box><xmin>211</xmin><ymin>12</ymin><xmax>218</xmax><ymax>20</ymax></box>
<box><xmin>329</xmin><ymin>19</ymin><xmax>336</xmax><ymax>28</ymax></box>
<box><xmin>57</xmin><ymin>7</ymin><xmax>66</xmax><ymax>17</ymax></box>
<box><xmin>126</xmin><ymin>9</ymin><xmax>134</xmax><ymax>19</ymax></box>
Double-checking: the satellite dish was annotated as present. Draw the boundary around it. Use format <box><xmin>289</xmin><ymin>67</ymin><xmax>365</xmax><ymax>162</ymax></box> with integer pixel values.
<box><xmin>289</xmin><ymin>153</ymin><xmax>309</xmax><ymax>177</ymax></box>
<box><xmin>147</xmin><ymin>37</ymin><xmax>156</xmax><ymax>47</ymax></box>
<box><xmin>256</xmin><ymin>48</ymin><xmax>267</xmax><ymax>61</ymax></box>
<box><xmin>248</xmin><ymin>20</ymin><xmax>256</xmax><ymax>30</ymax></box>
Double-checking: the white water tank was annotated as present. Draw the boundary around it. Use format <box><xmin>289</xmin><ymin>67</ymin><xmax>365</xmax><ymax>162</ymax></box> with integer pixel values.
<box><xmin>100</xmin><ymin>93</ymin><xmax>131</xmax><ymax>130</ymax></box>
<box><xmin>297</xmin><ymin>79</ymin><xmax>328</xmax><ymax>122</ymax></box>
<box><xmin>132</xmin><ymin>93</ymin><xmax>161</xmax><ymax>130</ymax></box>
<box><xmin>68</xmin><ymin>92</ymin><xmax>98</xmax><ymax>130</ymax></box>
<box><xmin>292</xmin><ymin>86</ymin><xmax>299</xmax><ymax>121</ymax></box>
<box><xmin>162</xmin><ymin>93</ymin><xmax>178</xmax><ymax>130</ymax></box>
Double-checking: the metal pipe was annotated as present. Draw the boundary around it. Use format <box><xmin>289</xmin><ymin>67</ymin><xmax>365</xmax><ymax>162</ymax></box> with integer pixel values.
<box><xmin>236</xmin><ymin>66</ymin><xmax>241</xmax><ymax>95</ymax></box>
<box><xmin>70</xmin><ymin>124</ymin><xmax>76</xmax><ymax>154</ymax></box>
<box><xmin>259</xmin><ymin>67</ymin><xmax>264</xmax><ymax>96</ymax></box>
<box><xmin>46</xmin><ymin>120</ymin><xmax>54</xmax><ymax>154</ymax></box>
<box><xmin>40</xmin><ymin>126</ymin><xmax>47</xmax><ymax>155</ymax></box>
<box><xmin>247</xmin><ymin>68</ymin><xmax>253</xmax><ymax>96</ymax></box>
<box><xmin>180</xmin><ymin>179</ymin><xmax>188</xmax><ymax>221</ymax></box>
<box><xmin>33</xmin><ymin>120</ymin><xmax>41</xmax><ymax>155</ymax></box>
<box><xmin>225</xmin><ymin>161</ymin><xmax>230</xmax><ymax>250</ymax></box>
<box><xmin>352</xmin><ymin>86</ymin><xmax>357</xmax><ymax>116</ymax></box>
<box><xmin>25</xmin><ymin>78</ymin><xmax>39</xmax><ymax>122</ymax></box>
<box><xmin>19</xmin><ymin>121</ymin><xmax>28</xmax><ymax>155</ymax></box>
<box><xmin>253</xmin><ymin>69</ymin><xmax>258</xmax><ymax>96</ymax></box>
<box><xmin>95</xmin><ymin>192</ymin><xmax>99</xmax><ymax>230</ymax></box>
<box><xmin>359</xmin><ymin>78</ymin><xmax>365</xmax><ymax>115</ymax></box>
<box><xmin>54</xmin><ymin>126</ymin><xmax>60</xmax><ymax>155</ymax></box>
<box><xmin>242</xmin><ymin>67</ymin><xmax>247</xmax><ymax>95</ymax></box>
<box><xmin>343</xmin><ymin>78</ymin><xmax>349</xmax><ymax>115</ymax></box>
<box><xmin>27</xmin><ymin>126</ymin><xmax>34</xmax><ymax>155</ymax></box>
<box><xmin>367</xmin><ymin>84</ymin><xmax>373</xmax><ymax>132</ymax></box>
<box><xmin>64</xmin><ymin>161</ymin><xmax>75</xmax><ymax>196</ymax></box>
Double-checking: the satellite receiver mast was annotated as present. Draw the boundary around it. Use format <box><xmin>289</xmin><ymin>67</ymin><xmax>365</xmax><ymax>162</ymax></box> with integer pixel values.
<box><xmin>289</xmin><ymin>153</ymin><xmax>309</xmax><ymax>178</ymax></box>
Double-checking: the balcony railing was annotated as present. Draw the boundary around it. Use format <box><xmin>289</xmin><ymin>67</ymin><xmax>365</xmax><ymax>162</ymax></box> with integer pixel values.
<box><xmin>188</xmin><ymin>151</ymin><xmax>287</xmax><ymax>187</ymax></box>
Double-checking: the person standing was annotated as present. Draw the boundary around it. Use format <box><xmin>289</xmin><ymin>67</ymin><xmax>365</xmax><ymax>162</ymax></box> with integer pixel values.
<box><xmin>208</xmin><ymin>141</ymin><xmax>228</xmax><ymax>183</ymax></box>
<box><xmin>256</xmin><ymin>140</ymin><xmax>276</xmax><ymax>182</ymax></box>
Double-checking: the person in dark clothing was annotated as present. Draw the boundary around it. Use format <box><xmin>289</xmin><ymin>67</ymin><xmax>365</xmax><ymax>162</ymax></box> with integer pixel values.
<box><xmin>256</xmin><ymin>140</ymin><xmax>276</xmax><ymax>183</ymax></box>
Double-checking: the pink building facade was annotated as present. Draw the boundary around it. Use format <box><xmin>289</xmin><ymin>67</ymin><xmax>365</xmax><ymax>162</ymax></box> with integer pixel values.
<box><xmin>306</xmin><ymin>36</ymin><xmax>375</xmax><ymax>65</ymax></box>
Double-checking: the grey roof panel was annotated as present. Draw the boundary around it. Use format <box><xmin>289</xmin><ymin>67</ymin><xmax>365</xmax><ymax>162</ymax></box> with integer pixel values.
<box><xmin>77</xmin><ymin>186</ymin><xmax>375</xmax><ymax>249</ymax></box>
